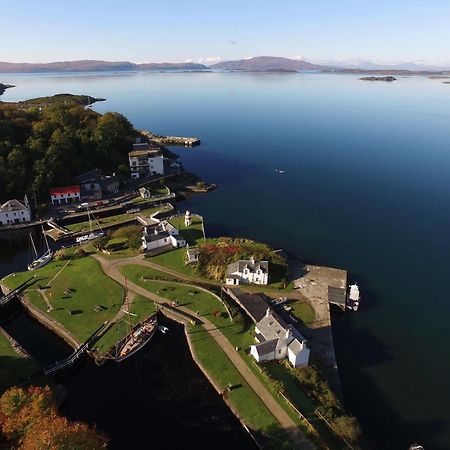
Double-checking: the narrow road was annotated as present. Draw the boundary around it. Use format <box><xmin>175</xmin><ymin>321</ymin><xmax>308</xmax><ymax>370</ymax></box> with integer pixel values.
<box><xmin>93</xmin><ymin>254</ymin><xmax>315</xmax><ymax>450</ymax></box>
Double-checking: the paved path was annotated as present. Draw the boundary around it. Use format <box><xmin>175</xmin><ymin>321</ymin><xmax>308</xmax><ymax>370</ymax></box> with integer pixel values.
<box><xmin>93</xmin><ymin>254</ymin><xmax>315</xmax><ymax>450</ymax></box>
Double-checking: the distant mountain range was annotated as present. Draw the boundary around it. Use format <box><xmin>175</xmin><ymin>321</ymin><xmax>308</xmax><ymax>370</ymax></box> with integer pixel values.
<box><xmin>1</xmin><ymin>57</ymin><xmax>449</xmax><ymax>75</ymax></box>
<box><xmin>209</xmin><ymin>56</ymin><xmax>324</xmax><ymax>71</ymax></box>
<box><xmin>0</xmin><ymin>60</ymin><xmax>209</xmax><ymax>73</ymax></box>
<box><xmin>313</xmin><ymin>58</ymin><xmax>450</xmax><ymax>72</ymax></box>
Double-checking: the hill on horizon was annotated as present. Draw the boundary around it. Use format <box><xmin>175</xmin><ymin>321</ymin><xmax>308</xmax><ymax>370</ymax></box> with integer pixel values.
<box><xmin>0</xmin><ymin>60</ymin><xmax>209</xmax><ymax>73</ymax></box>
<box><xmin>209</xmin><ymin>56</ymin><xmax>327</xmax><ymax>71</ymax></box>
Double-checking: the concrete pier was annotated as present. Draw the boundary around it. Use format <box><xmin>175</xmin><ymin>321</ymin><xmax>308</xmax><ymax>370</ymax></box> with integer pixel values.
<box><xmin>290</xmin><ymin>263</ymin><xmax>347</xmax><ymax>399</ymax></box>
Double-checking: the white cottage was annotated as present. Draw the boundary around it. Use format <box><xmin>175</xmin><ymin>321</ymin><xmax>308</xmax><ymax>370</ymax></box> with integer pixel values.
<box><xmin>185</xmin><ymin>247</ymin><xmax>199</xmax><ymax>264</ymax></box>
<box><xmin>141</xmin><ymin>220</ymin><xmax>186</xmax><ymax>252</ymax></box>
<box><xmin>226</xmin><ymin>257</ymin><xmax>269</xmax><ymax>286</ymax></box>
<box><xmin>129</xmin><ymin>143</ymin><xmax>164</xmax><ymax>179</ymax></box>
<box><xmin>0</xmin><ymin>198</ymin><xmax>31</xmax><ymax>225</ymax></box>
<box><xmin>250</xmin><ymin>308</ymin><xmax>310</xmax><ymax>368</ymax></box>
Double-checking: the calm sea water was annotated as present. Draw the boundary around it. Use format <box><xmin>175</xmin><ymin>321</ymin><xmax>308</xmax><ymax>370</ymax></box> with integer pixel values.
<box><xmin>2</xmin><ymin>71</ymin><xmax>450</xmax><ymax>449</ymax></box>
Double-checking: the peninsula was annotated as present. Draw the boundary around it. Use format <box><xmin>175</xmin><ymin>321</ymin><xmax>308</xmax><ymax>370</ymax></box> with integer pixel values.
<box><xmin>0</xmin><ymin>83</ymin><xmax>14</xmax><ymax>95</ymax></box>
<box><xmin>0</xmin><ymin>94</ymin><xmax>363</xmax><ymax>449</ymax></box>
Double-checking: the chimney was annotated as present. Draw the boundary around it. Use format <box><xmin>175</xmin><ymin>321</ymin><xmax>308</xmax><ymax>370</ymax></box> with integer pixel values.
<box><xmin>285</xmin><ymin>328</ymin><xmax>291</xmax><ymax>339</ymax></box>
<box><xmin>250</xmin><ymin>255</ymin><xmax>255</xmax><ymax>264</ymax></box>
<box><xmin>266</xmin><ymin>307</ymin><xmax>271</xmax><ymax>318</ymax></box>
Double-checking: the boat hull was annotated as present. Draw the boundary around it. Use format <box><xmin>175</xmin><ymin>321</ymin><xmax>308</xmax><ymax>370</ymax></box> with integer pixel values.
<box><xmin>114</xmin><ymin>314</ymin><xmax>158</xmax><ymax>362</ymax></box>
<box><xmin>27</xmin><ymin>252</ymin><xmax>53</xmax><ymax>271</ymax></box>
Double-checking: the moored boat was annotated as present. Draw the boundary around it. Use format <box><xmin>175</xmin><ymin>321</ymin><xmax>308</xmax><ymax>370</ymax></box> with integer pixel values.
<box><xmin>347</xmin><ymin>283</ymin><xmax>360</xmax><ymax>311</ymax></box>
<box><xmin>28</xmin><ymin>227</ymin><xmax>53</xmax><ymax>271</ymax></box>
<box><xmin>114</xmin><ymin>313</ymin><xmax>158</xmax><ymax>362</ymax></box>
<box><xmin>75</xmin><ymin>206</ymin><xmax>104</xmax><ymax>244</ymax></box>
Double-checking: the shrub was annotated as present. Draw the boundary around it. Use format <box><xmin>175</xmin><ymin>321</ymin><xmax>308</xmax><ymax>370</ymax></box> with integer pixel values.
<box><xmin>331</xmin><ymin>415</ymin><xmax>361</xmax><ymax>442</ymax></box>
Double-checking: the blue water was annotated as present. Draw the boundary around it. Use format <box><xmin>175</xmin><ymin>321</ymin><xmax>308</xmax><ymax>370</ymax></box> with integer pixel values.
<box><xmin>3</xmin><ymin>71</ymin><xmax>450</xmax><ymax>449</ymax></box>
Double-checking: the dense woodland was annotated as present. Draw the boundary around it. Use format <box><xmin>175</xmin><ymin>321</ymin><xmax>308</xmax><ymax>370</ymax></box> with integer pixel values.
<box><xmin>0</xmin><ymin>95</ymin><xmax>136</xmax><ymax>203</ymax></box>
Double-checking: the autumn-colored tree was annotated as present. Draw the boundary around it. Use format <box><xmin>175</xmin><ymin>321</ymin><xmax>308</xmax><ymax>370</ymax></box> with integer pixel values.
<box><xmin>22</xmin><ymin>415</ymin><xmax>107</xmax><ymax>450</ymax></box>
<box><xmin>0</xmin><ymin>386</ymin><xmax>107</xmax><ymax>449</ymax></box>
<box><xmin>0</xmin><ymin>385</ymin><xmax>56</xmax><ymax>444</ymax></box>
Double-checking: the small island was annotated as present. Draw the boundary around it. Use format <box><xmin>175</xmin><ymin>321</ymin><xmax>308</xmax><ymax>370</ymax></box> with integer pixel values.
<box><xmin>360</xmin><ymin>76</ymin><xmax>397</xmax><ymax>82</ymax></box>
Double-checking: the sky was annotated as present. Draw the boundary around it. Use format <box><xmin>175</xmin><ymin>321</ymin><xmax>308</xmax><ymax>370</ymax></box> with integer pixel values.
<box><xmin>1</xmin><ymin>0</ymin><xmax>450</xmax><ymax>65</ymax></box>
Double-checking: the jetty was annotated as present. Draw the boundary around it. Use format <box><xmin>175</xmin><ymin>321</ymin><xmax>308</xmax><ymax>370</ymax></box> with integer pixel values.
<box><xmin>290</xmin><ymin>263</ymin><xmax>347</xmax><ymax>398</ymax></box>
<box><xmin>140</xmin><ymin>130</ymin><xmax>200</xmax><ymax>147</ymax></box>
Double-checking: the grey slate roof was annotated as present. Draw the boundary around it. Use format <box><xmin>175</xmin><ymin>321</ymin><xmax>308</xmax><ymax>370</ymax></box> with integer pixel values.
<box><xmin>253</xmin><ymin>338</ymin><xmax>278</xmax><ymax>356</ymax></box>
<box><xmin>144</xmin><ymin>230</ymin><xmax>171</xmax><ymax>243</ymax></box>
<box><xmin>0</xmin><ymin>199</ymin><xmax>27</xmax><ymax>212</ymax></box>
<box><xmin>226</xmin><ymin>259</ymin><xmax>269</xmax><ymax>275</ymax></box>
<box><xmin>256</xmin><ymin>313</ymin><xmax>287</xmax><ymax>341</ymax></box>
<box><xmin>226</xmin><ymin>288</ymin><xmax>269</xmax><ymax>322</ymax></box>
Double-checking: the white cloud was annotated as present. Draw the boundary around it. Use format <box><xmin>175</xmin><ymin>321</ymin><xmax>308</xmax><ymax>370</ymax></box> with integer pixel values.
<box><xmin>190</xmin><ymin>56</ymin><xmax>223</xmax><ymax>64</ymax></box>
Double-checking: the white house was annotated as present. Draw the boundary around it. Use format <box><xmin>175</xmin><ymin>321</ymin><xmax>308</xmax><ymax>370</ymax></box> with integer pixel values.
<box><xmin>0</xmin><ymin>197</ymin><xmax>31</xmax><ymax>225</ymax></box>
<box><xmin>226</xmin><ymin>257</ymin><xmax>269</xmax><ymax>286</ymax></box>
<box><xmin>141</xmin><ymin>220</ymin><xmax>186</xmax><ymax>252</ymax></box>
<box><xmin>50</xmin><ymin>185</ymin><xmax>81</xmax><ymax>205</ymax></box>
<box><xmin>250</xmin><ymin>308</ymin><xmax>310</xmax><ymax>368</ymax></box>
<box><xmin>138</xmin><ymin>187</ymin><xmax>152</xmax><ymax>198</ymax></box>
<box><xmin>129</xmin><ymin>143</ymin><xmax>164</xmax><ymax>179</ymax></box>
<box><xmin>185</xmin><ymin>247</ymin><xmax>199</xmax><ymax>264</ymax></box>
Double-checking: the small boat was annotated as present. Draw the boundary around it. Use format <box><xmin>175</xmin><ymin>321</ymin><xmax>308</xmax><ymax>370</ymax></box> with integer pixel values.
<box><xmin>28</xmin><ymin>227</ymin><xmax>53</xmax><ymax>271</ymax></box>
<box><xmin>409</xmin><ymin>445</ymin><xmax>424</xmax><ymax>450</ymax></box>
<box><xmin>275</xmin><ymin>169</ymin><xmax>285</xmax><ymax>174</ymax></box>
<box><xmin>114</xmin><ymin>281</ymin><xmax>158</xmax><ymax>362</ymax></box>
<box><xmin>158</xmin><ymin>325</ymin><xmax>169</xmax><ymax>334</ymax></box>
<box><xmin>75</xmin><ymin>206</ymin><xmax>104</xmax><ymax>244</ymax></box>
<box><xmin>347</xmin><ymin>283</ymin><xmax>360</xmax><ymax>311</ymax></box>
<box><xmin>114</xmin><ymin>313</ymin><xmax>158</xmax><ymax>362</ymax></box>
<box><xmin>76</xmin><ymin>231</ymin><xmax>104</xmax><ymax>243</ymax></box>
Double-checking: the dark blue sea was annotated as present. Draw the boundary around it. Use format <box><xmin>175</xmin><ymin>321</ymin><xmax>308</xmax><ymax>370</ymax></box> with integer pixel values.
<box><xmin>2</xmin><ymin>71</ymin><xmax>450</xmax><ymax>449</ymax></box>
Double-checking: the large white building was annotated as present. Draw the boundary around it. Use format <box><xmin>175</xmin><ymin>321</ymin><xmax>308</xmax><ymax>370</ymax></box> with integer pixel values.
<box><xmin>50</xmin><ymin>185</ymin><xmax>81</xmax><ymax>205</ymax></box>
<box><xmin>141</xmin><ymin>220</ymin><xmax>186</xmax><ymax>252</ymax></box>
<box><xmin>250</xmin><ymin>308</ymin><xmax>310</xmax><ymax>368</ymax></box>
<box><xmin>0</xmin><ymin>198</ymin><xmax>31</xmax><ymax>225</ymax></box>
<box><xmin>225</xmin><ymin>257</ymin><xmax>269</xmax><ymax>286</ymax></box>
<box><xmin>129</xmin><ymin>143</ymin><xmax>164</xmax><ymax>179</ymax></box>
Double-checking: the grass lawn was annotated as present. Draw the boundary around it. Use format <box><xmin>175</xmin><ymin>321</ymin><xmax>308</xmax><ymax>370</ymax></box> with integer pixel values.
<box><xmin>0</xmin><ymin>333</ymin><xmax>41</xmax><ymax>394</ymax></box>
<box><xmin>187</xmin><ymin>324</ymin><xmax>295</xmax><ymax>450</ymax></box>
<box><xmin>120</xmin><ymin>265</ymin><xmax>227</xmax><ymax>319</ymax></box>
<box><xmin>3</xmin><ymin>255</ymin><xmax>123</xmax><ymax>343</ymax></box>
<box><xmin>168</xmin><ymin>216</ymin><xmax>204</xmax><ymax>245</ymax></box>
<box><xmin>148</xmin><ymin>248</ymin><xmax>199</xmax><ymax>278</ymax></box>
<box><xmin>289</xmin><ymin>300</ymin><xmax>315</xmax><ymax>325</ymax></box>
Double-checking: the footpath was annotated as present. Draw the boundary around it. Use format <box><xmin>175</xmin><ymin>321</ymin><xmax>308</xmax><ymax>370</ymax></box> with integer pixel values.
<box><xmin>93</xmin><ymin>254</ymin><xmax>315</xmax><ymax>450</ymax></box>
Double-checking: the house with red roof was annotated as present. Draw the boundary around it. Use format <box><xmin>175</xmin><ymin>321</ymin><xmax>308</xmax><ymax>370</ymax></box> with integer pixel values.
<box><xmin>50</xmin><ymin>185</ymin><xmax>81</xmax><ymax>205</ymax></box>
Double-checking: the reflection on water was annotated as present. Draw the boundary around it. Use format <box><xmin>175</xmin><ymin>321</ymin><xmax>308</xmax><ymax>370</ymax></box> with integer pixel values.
<box><xmin>2</xmin><ymin>310</ymin><xmax>255</xmax><ymax>449</ymax></box>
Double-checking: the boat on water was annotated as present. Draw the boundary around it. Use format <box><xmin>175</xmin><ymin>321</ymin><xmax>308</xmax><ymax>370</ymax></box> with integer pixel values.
<box><xmin>158</xmin><ymin>325</ymin><xmax>169</xmax><ymax>334</ymax></box>
<box><xmin>75</xmin><ymin>205</ymin><xmax>104</xmax><ymax>244</ymax></box>
<box><xmin>409</xmin><ymin>445</ymin><xmax>424</xmax><ymax>450</ymax></box>
<box><xmin>347</xmin><ymin>283</ymin><xmax>361</xmax><ymax>311</ymax></box>
<box><xmin>114</xmin><ymin>313</ymin><xmax>158</xmax><ymax>362</ymax></box>
<box><xmin>28</xmin><ymin>227</ymin><xmax>53</xmax><ymax>271</ymax></box>
<box><xmin>76</xmin><ymin>231</ymin><xmax>104</xmax><ymax>243</ymax></box>
<box><xmin>113</xmin><ymin>280</ymin><xmax>158</xmax><ymax>362</ymax></box>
